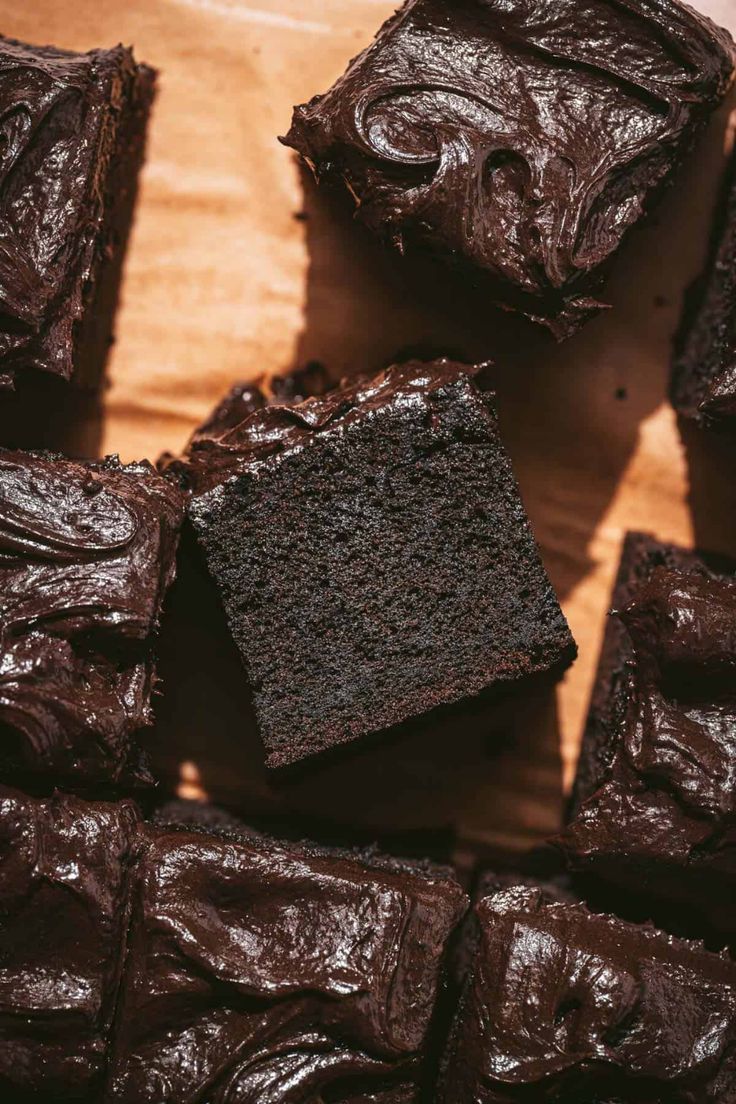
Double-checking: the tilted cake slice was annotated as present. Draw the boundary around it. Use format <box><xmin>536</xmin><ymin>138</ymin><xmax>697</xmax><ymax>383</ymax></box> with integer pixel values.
<box><xmin>173</xmin><ymin>360</ymin><xmax>575</xmax><ymax>769</ymax></box>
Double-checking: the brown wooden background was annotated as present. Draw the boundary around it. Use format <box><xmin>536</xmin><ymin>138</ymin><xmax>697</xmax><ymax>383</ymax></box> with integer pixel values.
<box><xmin>4</xmin><ymin>0</ymin><xmax>736</xmax><ymax>872</ymax></box>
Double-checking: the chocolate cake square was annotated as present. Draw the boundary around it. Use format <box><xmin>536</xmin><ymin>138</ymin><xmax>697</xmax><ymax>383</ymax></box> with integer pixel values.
<box><xmin>282</xmin><ymin>0</ymin><xmax>735</xmax><ymax>339</ymax></box>
<box><xmin>107</xmin><ymin>822</ymin><xmax>467</xmax><ymax>1102</ymax></box>
<box><xmin>672</xmin><ymin>141</ymin><xmax>736</xmax><ymax>428</ymax></box>
<box><xmin>557</xmin><ymin>531</ymin><xmax>736</xmax><ymax>935</ymax></box>
<box><xmin>177</xmin><ymin>360</ymin><xmax>575</xmax><ymax>769</ymax></box>
<box><xmin>0</xmin><ymin>449</ymin><xmax>185</xmax><ymax>792</ymax></box>
<box><xmin>438</xmin><ymin>882</ymin><xmax>736</xmax><ymax>1101</ymax></box>
<box><xmin>0</xmin><ymin>37</ymin><xmax>155</xmax><ymax>392</ymax></box>
<box><xmin>0</xmin><ymin>785</ymin><xmax>141</xmax><ymax>1101</ymax></box>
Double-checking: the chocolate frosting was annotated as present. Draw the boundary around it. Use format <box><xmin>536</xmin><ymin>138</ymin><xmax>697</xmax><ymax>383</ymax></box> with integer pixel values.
<box><xmin>0</xmin><ymin>785</ymin><xmax>141</xmax><ymax>1099</ymax></box>
<box><xmin>0</xmin><ymin>38</ymin><xmax>144</xmax><ymax>390</ymax></box>
<box><xmin>702</xmin><ymin>363</ymin><xmax>736</xmax><ymax>420</ymax></box>
<box><xmin>108</xmin><ymin>826</ymin><xmax>467</xmax><ymax>1102</ymax></box>
<box><xmin>559</xmin><ymin>558</ymin><xmax>736</xmax><ymax>928</ymax></box>
<box><xmin>0</xmin><ymin>449</ymin><xmax>184</xmax><ymax>790</ymax></box>
<box><xmin>618</xmin><ymin>569</ymin><xmax>736</xmax><ymax>818</ymax></box>
<box><xmin>672</xmin><ymin>139</ymin><xmax>736</xmax><ymax>426</ymax></box>
<box><xmin>283</xmin><ymin>0</ymin><xmax>735</xmax><ymax>338</ymax></box>
<box><xmin>440</xmin><ymin>885</ymin><xmax>736</xmax><ymax>1101</ymax></box>
<box><xmin>173</xmin><ymin>359</ymin><xmax>477</xmax><ymax>495</ymax></box>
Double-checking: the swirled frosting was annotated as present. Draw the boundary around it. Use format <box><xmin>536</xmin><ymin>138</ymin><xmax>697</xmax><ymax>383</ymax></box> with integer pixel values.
<box><xmin>559</xmin><ymin>534</ymin><xmax>736</xmax><ymax>932</ymax></box>
<box><xmin>0</xmin><ymin>449</ymin><xmax>185</xmax><ymax>791</ymax></box>
<box><xmin>0</xmin><ymin>37</ymin><xmax>150</xmax><ymax>390</ymax></box>
<box><xmin>439</xmin><ymin>885</ymin><xmax>736</xmax><ymax>1101</ymax></box>
<box><xmin>0</xmin><ymin>785</ymin><xmax>142</xmax><ymax>1100</ymax></box>
<box><xmin>107</xmin><ymin>824</ymin><xmax>467</xmax><ymax>1103</ymax></box>
<box><xmin>283</xmin><ymin>0</ymin><xmax>735</xmax><ymax>338</ymax></box>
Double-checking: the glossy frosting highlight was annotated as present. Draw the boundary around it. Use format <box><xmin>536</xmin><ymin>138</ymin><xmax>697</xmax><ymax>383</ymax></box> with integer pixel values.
<box><xmin>439</xmin><ymin>885</ymin><xmax>736</xmax><ymax>1101</ymax></box>
<box><xmin>0</xmin><ymin>449</ymin><xmax>185</xmax><ymax>791</ymax></box>
<box><xmin>283</xmin><ymin>0</ymin><xmax>735</xmax><ymax>337</ymax></box>
<box><xmin>0</xmin><ymin>785</ymin><xmax>141</xmax><ymax>1100</ymax></box>
<box><xmin>559</xmin><ymin>535</ymin><xmax>736</xmax><ymax>933</ymax></box>
<box><xmin>107</xmin><ymin>825</ymin><xmax>467</xmax><ymax>1102</ymax></box>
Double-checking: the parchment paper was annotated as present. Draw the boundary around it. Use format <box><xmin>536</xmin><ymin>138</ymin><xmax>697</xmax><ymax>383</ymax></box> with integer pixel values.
<box><xmin>4</xmin><ymin>0</ymin><xmax>736</xmax><ymax>870</ymax></box>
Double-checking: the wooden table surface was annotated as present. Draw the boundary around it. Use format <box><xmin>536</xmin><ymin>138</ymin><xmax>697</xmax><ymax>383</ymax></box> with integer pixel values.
<box><xmin>4</xmin><ymin>0</ymin><xmax>736</xmax><ymax>872</ymax></box>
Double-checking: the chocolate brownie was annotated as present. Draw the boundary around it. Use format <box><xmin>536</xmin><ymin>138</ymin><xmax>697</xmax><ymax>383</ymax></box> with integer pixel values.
<box><xmin>672</xmin><ymin>140</ymin><xmax>736</xmax><ymax>427</ymax></box>
<box><xmin>0</xmin><ymin>785</ymin><xmax>141</xmax><ymax>1101</ymax></box>
<box><xmin>106</xmin><ymin>821</ymin><xmax>467</xmax><ymax>1102</ymax></box>
<box><xmin>0</xmin><ymin>37</ymin><xmax>154</xmax><ymax>393</ymax></box>
<box><xmin>282</xmin><ymin>0</ymin><xmax>735</xmax><ymax>339</ymax></box>
<box><xmin>0</xmin><ymin>449</ymin><xmax>185</xmax><ymax>792</ymax></box>
<box><xmin>438</xmin><ymin>882</ymin><xmax>736</xmax><ymax>1102</ymax></box>
<box><xmin>174</xmin><ymin>360</ymin><xmax>575</xmax><ymax>769</ymax></box>
<box><xmin>558</xmin><ymin>532</ymin><xmax>736</xmax><ymax>934</ymax></box>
